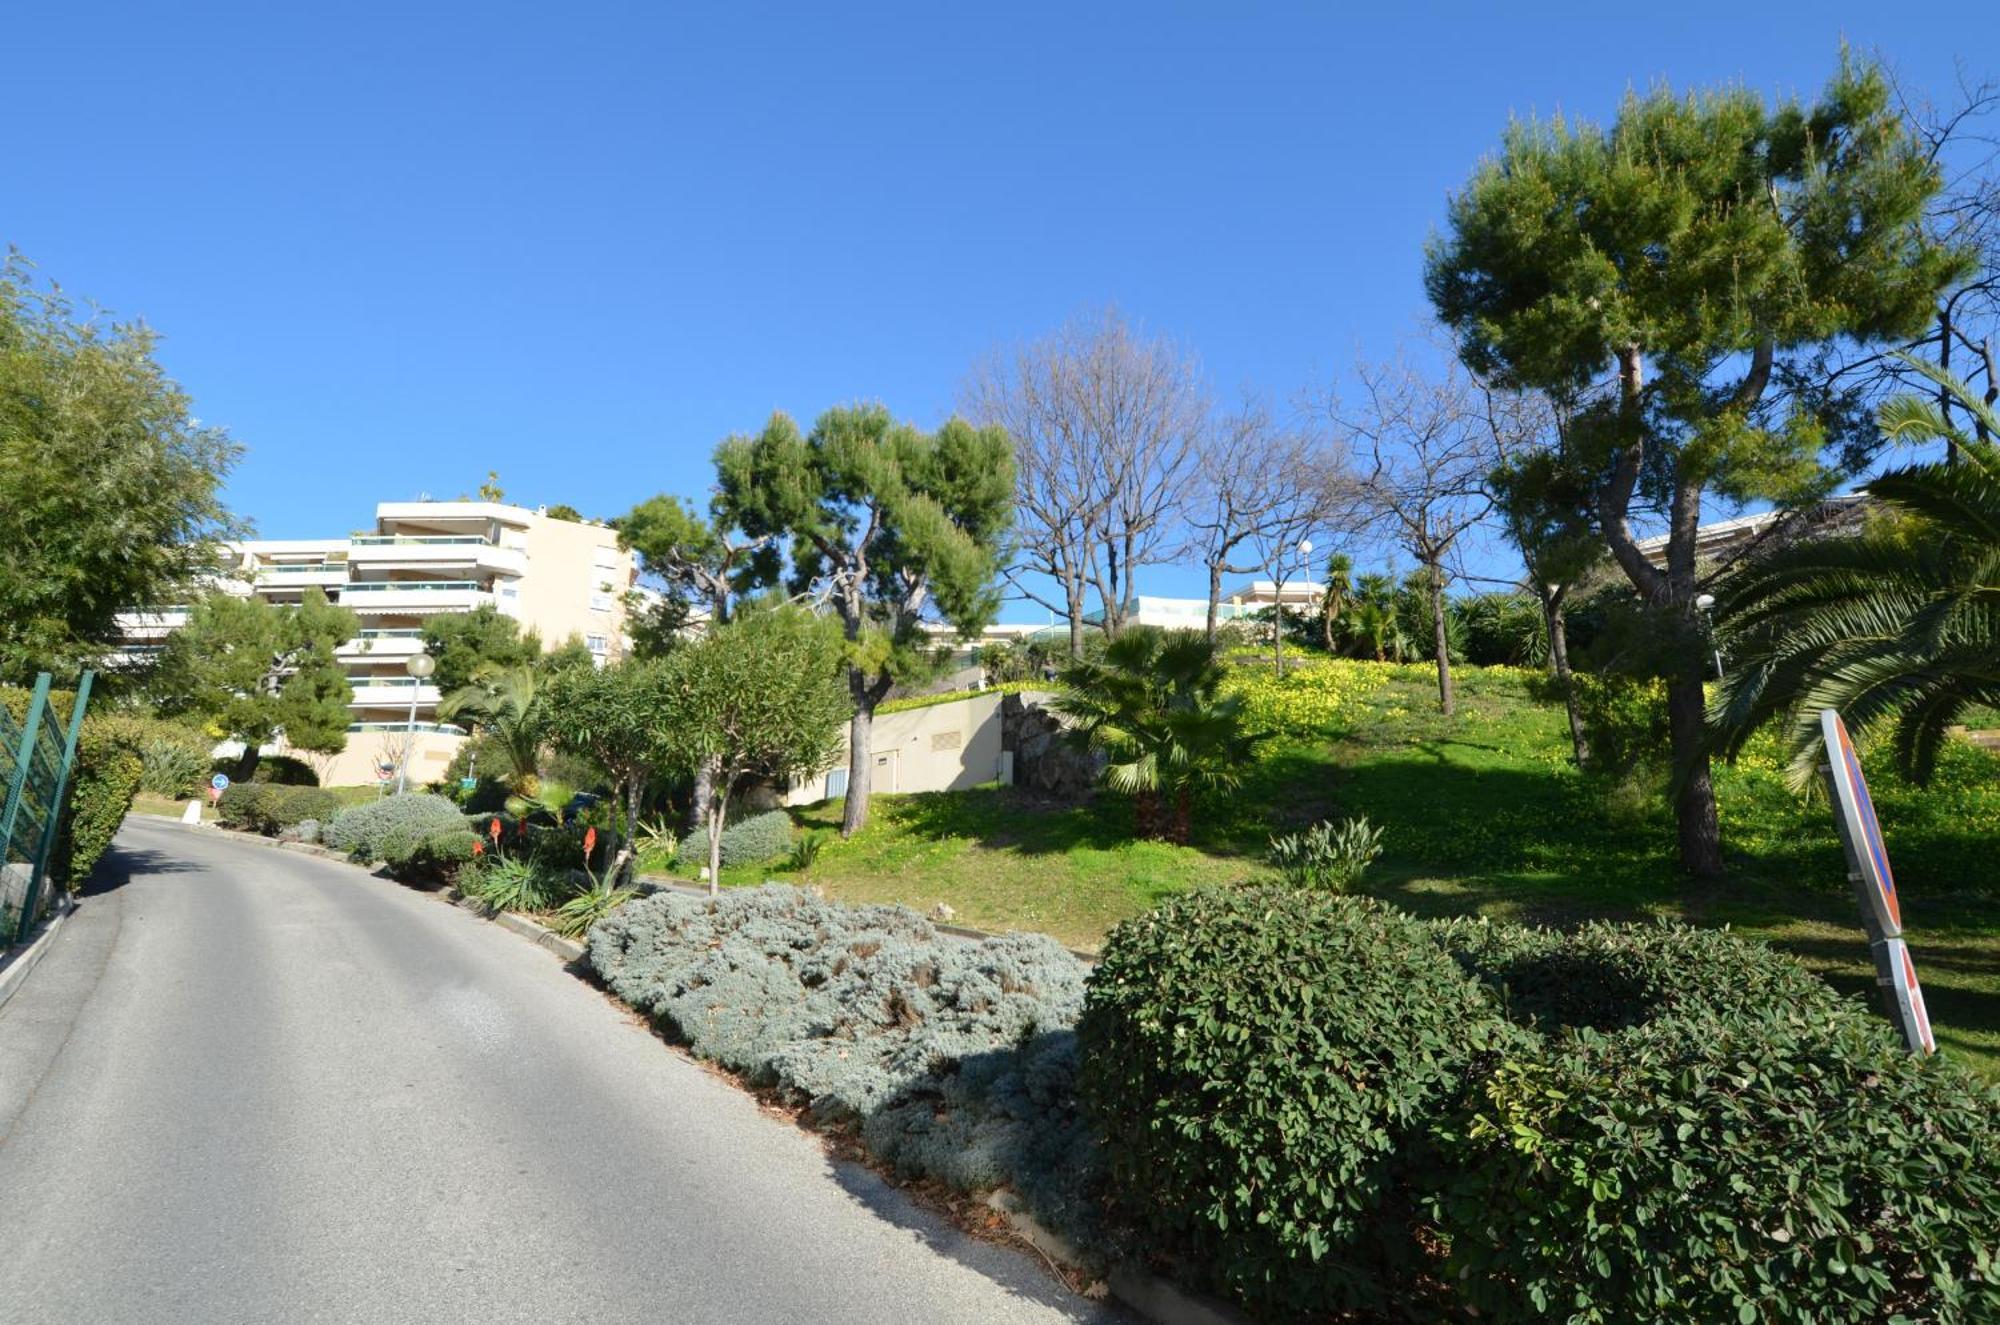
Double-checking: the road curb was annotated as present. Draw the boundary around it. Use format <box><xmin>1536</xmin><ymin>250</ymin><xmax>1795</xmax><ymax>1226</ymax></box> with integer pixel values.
<box><xmin>443</xmin><ymin>889</ymin><xmax>585</xmax><ymax>962</ymax></box>
<box><xmin>0</xmin><ymin>891</ymin><xmax>74</xmax><ymax>1017</ymax></box>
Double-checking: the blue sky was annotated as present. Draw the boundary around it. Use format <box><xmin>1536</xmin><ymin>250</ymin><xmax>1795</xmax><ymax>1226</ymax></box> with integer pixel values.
<box><xmin>5</xmin><ymin>3</ymin><xmax>1992</xmax><ymax>620</ymax></box>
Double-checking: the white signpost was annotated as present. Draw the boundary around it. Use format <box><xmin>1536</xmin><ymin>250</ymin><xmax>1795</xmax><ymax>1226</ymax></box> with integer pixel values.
<box><xmin>1819</xmin><ymin>709</ymin><xmax>1934</xmax><ymax>1055</ymax></box>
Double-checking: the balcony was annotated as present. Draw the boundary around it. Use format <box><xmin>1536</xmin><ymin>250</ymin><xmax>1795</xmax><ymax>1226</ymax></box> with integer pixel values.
<box><xmin>347</xmin><ymin>536</ymin><xmax>526</xmax><ymax>577</ymax></box>
<box><xmin>336</xmin><ymin>629</ymin><xmax>427</xmax><ymax>659</ymax></box>
<box><xmin>347</xmin><ymin>677</ymin><xmax>442</xmax><ymax>708</ymax></box>
<box><xmin>340</xmin><ymin>582</ymin><xmax>496</xmax><ymax>614</ymax></box>
<box><xmin>112</xmin><ymin>607</ymin><xmax>190</xmax><ymax>640</ymax></box>
<box><xmin>345</xmin><ymin>721</ymin><xmax>467</xmax><ymax>736</ymax></box>
<box><xmin>253</xmin><ymin>563</ymin><xmax>349</xmax><ymax>591</ymax></box>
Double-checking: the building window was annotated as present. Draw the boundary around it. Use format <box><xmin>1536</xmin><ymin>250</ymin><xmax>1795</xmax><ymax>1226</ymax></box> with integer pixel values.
<box><xmin>590</xmin><ymin>592</ymin><xmax>613</xmax><ymax>612</ymax></box>
<box><xmin>586</xmin><ymin>634</ymin><xmax>608</xmax><ymax>655</ymax></box>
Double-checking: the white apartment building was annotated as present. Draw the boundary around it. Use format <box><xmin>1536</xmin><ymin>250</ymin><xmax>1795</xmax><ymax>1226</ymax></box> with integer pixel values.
<box><xmin>114</xmin><ymin>500</ymin><xmax>637</xmax><ymax>787</ymax></box>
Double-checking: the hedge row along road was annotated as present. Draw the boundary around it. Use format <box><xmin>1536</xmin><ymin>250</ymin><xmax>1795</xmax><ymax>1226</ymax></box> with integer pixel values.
<box><xmin>0</xmin><ymin>817</ymin><xmax>1116</xmax><ymax>1324</ymax></box>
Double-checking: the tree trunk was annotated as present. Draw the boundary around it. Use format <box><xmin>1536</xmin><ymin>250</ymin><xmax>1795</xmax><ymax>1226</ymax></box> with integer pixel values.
<box><xmin>706</xmin><ymin>794</ymin><xmax>726</xmax><ymax>896</ymax></box>
<box><xmin>1134</xmin><ymin>789</ymin><xmax>1159</xmax><ymax>840</ymax></box>
<box><xmin>1427</xmin><ymin>558</ymin><xmax>1453</xmax><ymax>716</ymax></box>
<box><xmin>233</xmin><ymin>742</ymin><xmax>262</xmax><ymax>782</ymax></box>
<box><xmin>1271</xmin><ymin>587</ymin><xmax>1286</xmax><ymax>679</ymax></box>
<box><xmin>1541</xmin><ymin>588</ymin><xmax>1589</xmax><ymax>769</ymax></box>
<box><xmin>684</xmin><ymin>760</ymin><xmax>713</xmax><ymax>836</ymax></box>
<box><xmin>608</xmin><ymin>777</ymin><xmax>642</xmax><ymax>886</ymax></box>
<box><xmin>841</xmin><ymin>671</ymin><xmax>889</xmax><ymax>838</ymax></box>
<box><xmin>1205</xmin><ymin>563</ymin><xmax>1223</xmax><ymax>640</ymax></box>
<box><xmin>1667</xmin><ymin>668</ymin><xmax>1722</xmax><ymax>877</ymax></box>
<box><xmin>1067</xmin><ymin>582</ymin><xmax>1086</xmax><ymax>658</ymax></box>
<box><xmin>1170</xmin><ymin>788</ymin><xmax>1192</xmax><ymax>845</ymax></box>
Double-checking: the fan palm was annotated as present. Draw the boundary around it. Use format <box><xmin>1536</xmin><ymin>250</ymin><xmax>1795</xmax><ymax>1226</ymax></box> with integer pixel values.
<box><xmin>1711</xmin><ymin>357</ymin><xmax>2000</xmax><ymax>787</ymax></box>
<box><xmin>437</xmin><ymin>662</ymin><xmax>544</xmax><ymax>792</ymax></box>
<box><xmin>1051</xmin><ymin>626</ymin><xmax>1262</xmax><ymax>842</ymax></box>
<box><xmin>1319</xmin><ymin>552</ymin><xmax>1353</xmax><ymax>652</ymax></box>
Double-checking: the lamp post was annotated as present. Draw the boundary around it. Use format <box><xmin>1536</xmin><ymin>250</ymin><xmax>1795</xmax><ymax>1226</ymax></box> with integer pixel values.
<box><xmin>396</xmin><ymin>652</ymin><xmax>436</xmax><ymax>795</ymax></box>
<box><xmin>1694</xmin><ymin>593</ymin><xmax>1724</xmax><ymax>680</ymax></box>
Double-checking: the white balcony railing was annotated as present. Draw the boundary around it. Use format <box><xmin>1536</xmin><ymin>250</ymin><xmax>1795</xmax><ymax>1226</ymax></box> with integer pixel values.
<box><xmin>347</xmin><ymin>679</ymin><xmax>442</xmax><ymax>707</ymax></box>
<box><xmin>340</xmin><ymin>583</ymin><xmax>495</xmax><ymax>614</ymax></box>
<box><xmin>347</xmin><ymin>537</ymin><xmax>526</xmax><ymax>576</ymax></box>
<box><xmin>335</xmin><ymin>630</ymin><xmax>427</xmax><ymax>658</ymax></box>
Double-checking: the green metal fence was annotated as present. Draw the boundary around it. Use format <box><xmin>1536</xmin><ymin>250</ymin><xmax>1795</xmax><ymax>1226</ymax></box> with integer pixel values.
<box><xmin>0</xmin><ymin>671</ymin><xmax>95</xmax><ymax>944</ymax></box>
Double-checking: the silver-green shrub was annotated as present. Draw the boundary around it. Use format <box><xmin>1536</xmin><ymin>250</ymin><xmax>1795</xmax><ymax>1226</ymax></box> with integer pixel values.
<box><xmin>324</xmin><ymin>793</ymin><xmax>465</xmax><ymax>861</ymax></box>
<box><xmin>715</xmin><ymin>809</ymin><xmax>795</xmax><ymax>867</ymax></box>
<box><xmin>589</xmin><ymin>886</ymin><xmax>1101</xmax><ymax>1248</ymax></box>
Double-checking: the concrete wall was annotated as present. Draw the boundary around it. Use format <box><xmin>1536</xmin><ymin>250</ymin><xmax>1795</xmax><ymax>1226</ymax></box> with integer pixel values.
<box><xmin>782</xmin><ymin>691</ymin><xmax>1008</xmax><ymax>806</ymax></box>
<box><xmin>511</xmin><ymin>512</ymin><xmax>633</xmax><ymax>661</ymax></box>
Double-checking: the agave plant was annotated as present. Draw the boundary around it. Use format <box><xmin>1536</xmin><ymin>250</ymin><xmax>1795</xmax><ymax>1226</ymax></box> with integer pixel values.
<box><xmin>1711</xmin><ymin>357</ymin><xmax>2000</xmax><ymax>786</ymax></box>
<box><xmin>1052</xmin><ymin>626</ymin><xmax>1263</xmax><ymax>842</ymax></box>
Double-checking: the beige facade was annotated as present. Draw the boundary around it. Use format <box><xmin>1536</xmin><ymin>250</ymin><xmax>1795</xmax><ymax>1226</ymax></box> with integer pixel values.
<box><xmin>781</xmin><ymin>691</ymin><xmax>1010</xmax><ymax>807</ymax></box>
<box><xmin>113</xmin><ymin>501</ymin><xmax>637</xmax><ymax>787</ymax></box>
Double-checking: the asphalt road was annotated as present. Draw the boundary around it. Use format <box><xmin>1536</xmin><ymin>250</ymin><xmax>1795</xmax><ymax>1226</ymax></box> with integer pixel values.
<box><xmin>0</xmin><ymin>816</ymin><xmax>1119</xmax><ymax>1324</ymax></box>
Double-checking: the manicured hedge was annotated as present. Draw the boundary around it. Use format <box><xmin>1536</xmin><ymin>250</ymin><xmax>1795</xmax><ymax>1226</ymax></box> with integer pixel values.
<box><xmin>1430</xmin><ymin>919</ymin><xmax>2000</xmax><ymax>1324</ymax></box>
<box><xmin>218</xmin><ymin>753</ymin><xmax>319</xmax><ymax>786</ymax></box>
<box><xmin>1078</xmin><ymin>888</ymin><xmax>1521</xmax><ymax>1317</ymax></box>
<box><xmin>384</xmin><ymin>827</ymin><xmax>479</xmax><ymax>884</ymax></box>
<box><xmin>1079</xmin><ymin>898</ymin><xmax>2000</xmax><ymax>1322</ymax></box>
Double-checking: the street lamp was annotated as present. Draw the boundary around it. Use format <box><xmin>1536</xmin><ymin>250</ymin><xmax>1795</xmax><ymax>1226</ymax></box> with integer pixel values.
<box><xmin>1694</xmin><ymin>593</ymin><xmax>1724</xmax><ymax>680</ymax></box>
<box><xmin>395</xmin><ymin>652</ymin><xmax>436</xmax><ymax>795</ymax></box>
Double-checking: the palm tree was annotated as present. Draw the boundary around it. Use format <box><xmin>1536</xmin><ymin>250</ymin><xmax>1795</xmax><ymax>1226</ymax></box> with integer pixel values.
<box><xmin>437</xmin><ymin>662</ymin><xmax>544</xmax><ymax>793</ymax></box>
<box><xmin>1711</xmin><ymin>358</ymin><xmax>2000</xmax><ymax>787</ymax></box>
<box><xmin>1052</xmin><ymin>627</ymin><xmax>1262</xmax><ymax>843</ymax></box>
<box><xmin>1319</xmin><ymin>552</ymin><xmax>1353</xmax><ymax>652</ymax></box>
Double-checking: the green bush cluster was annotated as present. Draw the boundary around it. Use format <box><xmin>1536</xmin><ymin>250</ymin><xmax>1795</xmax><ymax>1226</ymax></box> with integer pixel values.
<box><xmin>1265</xmin><ymin>814</ymin><xmax>1384</xmax><ymax>892</ymax></box>
<box><xmin>383</xmin><ymin>828</ymin><xmax>480</xmax><ymax>884</ymax></box>
<box><xmin>0</xmin><ymin>688</ymin><xmax>157</xmax><ymax>888</ymax></box>
<box><xmin>1080</xmin><ymin>893</ymin><xmax>2000</xmax><ymax>1322</ymax></box>
<box><xmin>1431</xmin><ymin>919</ymin><xmax>2000</xmax><ymax>1324</ymax></box>
<box><xmin>324</xmin><ymin>793</ymin><xmax>465</xmax><ymax>861</ymax></box>
<box><xmin>716</xmin><ymin>808</ymin><xmax>794</xmax><ymax>867</ymax></box>
<box><xmin>1078</xmin><ymin>888</ymin><xmax>1520</xmax><ymax>1317</ymax></box>
<box><xmin>589</xmin><ymin>886</ymin><xmax>1100</xmax><ymax>1245</ymax></box>
<box><xmin>135</xmin><ymin>725</ymin><xmax>212</xmax><ymax>798</ymax></box>
<box><xmin>215</xmin><ymin>783</ymin><xmax>342</xmax><ymax>836</ymax></box>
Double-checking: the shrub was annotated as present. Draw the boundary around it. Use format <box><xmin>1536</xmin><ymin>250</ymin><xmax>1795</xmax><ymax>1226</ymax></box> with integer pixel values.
<box><xmin>216</xmin><ymin>782</ymin><xmax>274</xmax><ymax>832</ymax></box>
<box><xmin>1563</xmin><ymin>670</ymin><xmax>1669</xmax><ymax>780</ymax></box>
<box><xmin>324</xmin><ymin>793</ymin><xmax>465</xmax><ymax>861</ymax></box>
<box><xmin>1436</xmin><ymin>1012</ymin><xmax>2000</xmax><ymax>1322</ymax></box>
<box><xmin>137</xmin><ymin>727</ymin><xmax>211</xmax><ymax>798</ymax></box>
<box><xmin>1220</xmin><ymin>658</ymin><xmax>1391</xmax><ymax>740</ymax></box>
<box><xmin>785</xmin><ymin>831</ymin><xmax>824</xmax><ymax>873</ymax></box>
<box><xmin>589</xmin><ymin>886</ymin><xmax>1100</xmax><ymax>1246</ymax></box>
<box><xmin>1429</xmin><ymin>918</ymin><xmax>2000</xmax><ymax>1323</ymax></box>
<box><xmin>0</xmin><ymin>692</ymin><xmax>153</xmax><ymax>889</ymax></box>
<box><xmin>1266</xmin><ymin>815</ymin><xmax>1384</xmax><ymax>891</ymax></box>
<box><xmin>1077</xmin><ymin>888</ymin><xmax>1519</xmax><ymax>1317</ymax></box>
<box><xmin>716</xmin><ymin>808</ymin><xmax>794</xmax><ymax>868</ymax></box>
<box><xmin>217</xmin><ymin>783</ymin><xmax>340</xmax><ymax>836</ymax></box>
<box><xmin>461</xmin><ymin>854</ymin><xmax>564</xmax><ymax>913</ymax></box>
<box><xmin>394</xmin><ymin>829</ymin><xmax>479</xmax><ymax>885</ymax></box>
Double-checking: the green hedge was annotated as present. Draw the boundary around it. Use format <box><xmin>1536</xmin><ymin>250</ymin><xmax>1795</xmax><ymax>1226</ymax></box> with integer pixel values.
<box><xmin>216</xmin><ymin>784</ymin><xmax>343</xmax><ymax>836</ymax></box>
<box><xmin>384</xmin><ymin>827</ymin><xmax>479</xmax><ymax>884</ymax></box>
<box><xmin>0</xmin><ymin>688</ymin><xmax>153</xmax><ymax>888</ymax></box>
<box><xmin>216</xmin><ymin>753</ymin><xmax>319</xmax><ymax>786</ymax></box>
<box><xmin>1430</xmin><ymin>919</ymin><xmax>2000</xmax><ymax>1323</ymax></box>
<box><xmin>1078</xmin><ymin>888</ymin><xmax>1520</xmax><ymax>1317</ymax></box>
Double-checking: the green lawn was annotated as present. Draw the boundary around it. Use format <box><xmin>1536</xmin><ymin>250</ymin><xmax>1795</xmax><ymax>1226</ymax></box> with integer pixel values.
<box><xmin>768</xmin><ymin>661</ymin><xmax>2000</xmax><ymax>1076</ymax></box>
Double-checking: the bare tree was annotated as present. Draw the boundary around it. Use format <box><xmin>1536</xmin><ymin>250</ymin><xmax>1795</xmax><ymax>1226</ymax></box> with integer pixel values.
<box><xmin>1243</xmin><ymin>432</ymin><xmax>1348</xmax><ymax>679</ymax></box>
<box><xmin>963</xmin><ymin>308</ymin><xmax>1204</xmax><ymax>652</ymax></box>
<box><xmin>1186</xmin><ymin>396</ymin><xmax>1356</xmax><ymax>643</ymax></box>
<box><xmin>1332</xmin><ymin>355</ymin><xmax>1496</xmax><ymax>715</ymax></box>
